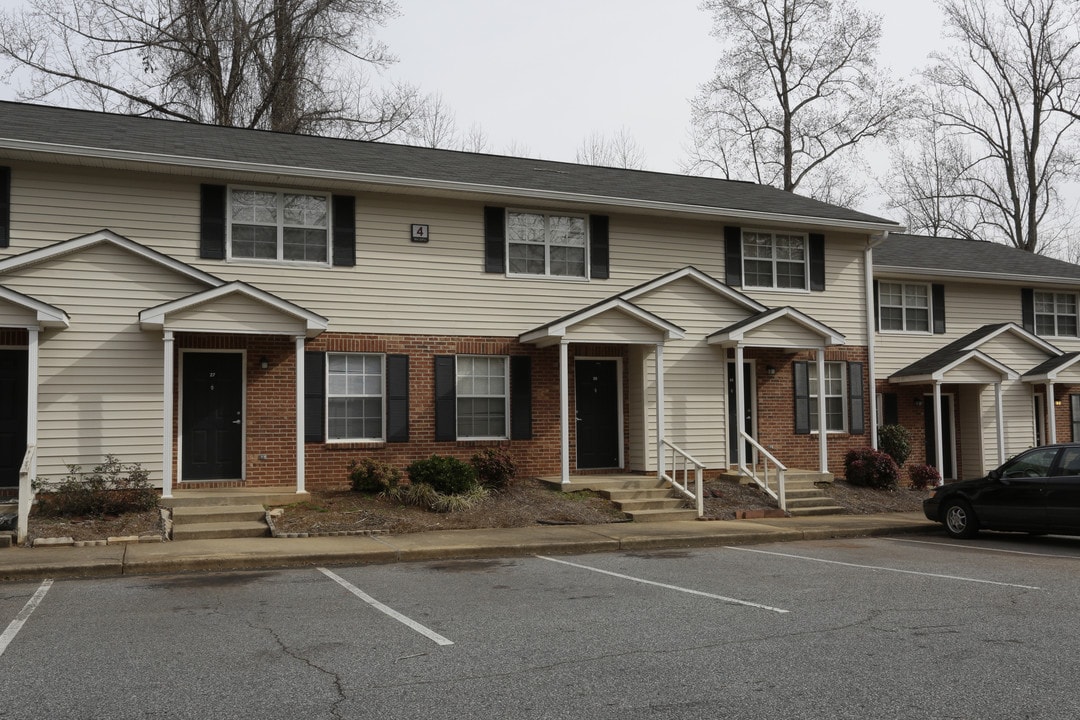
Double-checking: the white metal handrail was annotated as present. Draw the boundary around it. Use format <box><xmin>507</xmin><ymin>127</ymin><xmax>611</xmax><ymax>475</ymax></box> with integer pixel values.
<box><xmin>17</xmin><ymin>444</ymin><xmax>36</xmax><ymax>545</ymax></box>
<box><xmin>738</xmin><ymin>431</ymin><xmax>788</xmax><ymax>511</ymax></box>
<box><xmin>661</xmin><ymin>439</ymin><xmax>706</xmax><ymax>517</ymax></box>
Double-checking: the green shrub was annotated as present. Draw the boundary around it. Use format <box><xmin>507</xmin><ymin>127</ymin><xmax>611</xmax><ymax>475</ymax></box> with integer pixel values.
<box><xmin>348</xmin><ymin>458</ymin><xmax>401</xmax><ymax>494</ymax></box>
<box><xmin>878</xmin><ymin>424</ymin><xmax>912</xmax><ymax>467</ymax></box>
<box><xmin>908</xmin><ymin>464</ymin><xmax>942</xmax><ymax>490</ymax></box>
<box><xmin>33</xmin><ymin>455</ymin><xmax>158</xmax><ymax>517</ymax></box>
<box><xmin>406</xmin><ymin>455</ymin><xmax>478</xmax><ymax>495</ymax></box>
<box><xmin>844</xmin><ymin>448</ymin><xmax>900</xmax><ymax>489</ymax></box>
<box><xmin>387</xmin><ymin>482</ymin><xmax>488</xmax><ymax>513</ymax></box>
<box><xmin>471</xmin><ymin>448</ymin><xmax>517</xmax><ymax>490</ymax></box>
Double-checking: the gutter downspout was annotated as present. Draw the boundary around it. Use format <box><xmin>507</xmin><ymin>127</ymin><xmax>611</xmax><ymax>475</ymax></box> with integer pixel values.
<box><xmin>865</xmin><ymin>232</ymin><xmax>889</xmax><ymax>450</ymax></box>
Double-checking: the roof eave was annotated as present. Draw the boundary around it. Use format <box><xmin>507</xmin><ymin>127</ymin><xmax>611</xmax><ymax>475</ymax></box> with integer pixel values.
<box><xmin>875</xmin><ymin>264</ymin><xmax>1080</xmax><ymax>287</ymax></box>
<box><xmin>0</xmin><ymin>138</ymin><xmax>901</xmax><ymax>232</ymax></box>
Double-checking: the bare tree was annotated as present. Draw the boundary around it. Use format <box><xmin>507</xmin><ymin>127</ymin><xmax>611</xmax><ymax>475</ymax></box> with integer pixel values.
<box><xmin>916</xmin><ymin>0</ymin><xmax>1080</xmax><ymax>253</ymax></box>
<box><xmin>0</xmin><ymin>0</ymin><xmax>423</xmax><ymax>139</ymax></box>
<box><xmin>576</xmin><ymin>128</ymin><xmax>646</xmax><ymax>169</ymax></box>
<box><xmin>883</xmin><ymin>117</ymin><xmax>980</xmax><ymax>238</ymax></box>
<box><xmin>687</xmin><ymin>0</ymin><xmax>906</xmax><ymax>205</ymax></box>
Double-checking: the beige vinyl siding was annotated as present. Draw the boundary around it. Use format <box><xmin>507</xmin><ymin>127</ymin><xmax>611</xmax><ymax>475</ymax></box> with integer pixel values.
<box><xmin>563</xmin><ymin>310</ymin><xmax>666</xmax><ymax>344</ymax></box>
<box><xmin>166</xmin><ymin>293</ymin><xmax>307</xmax><ymax>335</ymax></box>
<box><xmin>979</xmin><ymin>381</ymin><xmax>1037</xmax><ymax>467</ymax></box>
<box><xmin>630</xmin><ymin>277</ymin><xmax>754</xmax><ymax>470</ymax></box>
<box><xmin>0</xmin><ymin>301</ymin><xmax>36</xmax><ymax>327</ymax></box>
<box><xmin>943</xmin><ymin>361</ymin><xmax>1008</xmax><ymax>384</ymax></box>
<box><xmin>0</xmin><ymin>242</ymin><xmax>207</xmax><ymax>481</ymax></box>
<box><xmin>978</xmin><ymin>333</ymin><xmax>1052</xmax><ymax>374</ymax></box>
<box><xmin>957</xmin><ymin>385</ymin><xmax>986</xmax><ymax>475</ymax></box>
<box><xmin>5</xmin><ymin>162</ymin><xmax>873</xmax><ymax>342</ymax></box>
<box><xmin>738</xmin><ymin>316</ymin><xmax>829</xmax><ymax>347</ymax></box>
<box><xmin>628</xmin><ymin>345</ymin><xmax>649</xmax><ymax>471</ymax></box>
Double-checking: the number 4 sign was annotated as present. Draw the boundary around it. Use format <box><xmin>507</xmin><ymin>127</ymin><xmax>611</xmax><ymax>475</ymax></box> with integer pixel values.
<box><xmin>410</xmin><ymin>224</ymin><xmax>430</xmax><ymax>242</ymax></box>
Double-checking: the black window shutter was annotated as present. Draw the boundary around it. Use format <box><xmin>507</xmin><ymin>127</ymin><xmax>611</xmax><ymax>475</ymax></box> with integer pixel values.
<box><xmin>589</xmin><ymin>215</ymin><xmax>609</xmax><ymax>280</ymax></box>
<box><xmin>304</xmin><ymin>351</ymin><xmax>326</xmax><ymax>443</ymax></box>
<box><xmin>434</xmin><ymin>355</ymin><xmax>457</xmax><ymax>441</ymax></box>
<box><xmin>848</xmin><ymin>362</ymin><xmax>865</xmax><ymax>435</ymax></box>
<box><xmin>872</xmin><ymin>280</ymin><xmax>880</xmax><ymax>331</ymax></box>
<box><xmin>1072</xmin><ymin>395</ymin><xmax>1080</xmax><ymax>442</ymax></box>
<box><xmin>199</xmin><ymin>184</ymin><xmax>227</xmax><ymax>259</ymax></box>
<box><xmin>793</xmin><ymin>361</ymin><xmax>811</xmax><ymax>435</ymax></box>
<box><xmin>385</xmin><ymin>354</ymin><xmax>409</xmax><ymax>443</ymax></box>
<box><xmin>809</xmin><ymin>233</ymin><xmax>826</xmax><ymax>291</ymax></box>
<box><xmin>510</xmin><ymin>355</ymin><xmax>533</xmax><ymax>440</ymax></box>
<box><xmin>932</xmin><ymin>283</ymin><xmax>946</xmax><ymax>334</ymax></box>
<box><xmin>1021</xmin><ymin>288</ymin><xmax>1035</xmax><ymax>332</ymax></box>
<box><xmin>724</xmin><ymin>226</ymin><xmax>742</xmax><ymax>287</ymax></box>
<box><xmin>0</xmin><ymin>166</ymin><xmax>10</xmax><ymax>248</ymax></box>
<box><xmin>484</xmin><ymin>206</ymin><xmax>505</xmax><ymax>273</ymax></box>
<box><xmin>332</xmin><ymin>194</ymin><xmax>356</xmax><ymax>267</ymax></box>
<box><xmin>883</xmin><ymin>392</ymin><xmax>899</xmax><ymax>426</ymax></box>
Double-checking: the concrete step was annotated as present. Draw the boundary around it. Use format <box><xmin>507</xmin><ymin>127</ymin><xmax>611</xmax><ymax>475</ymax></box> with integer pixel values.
<box><xmin>615</xmin><ymin>498</ymin><xmax>686</xmax><ymax>512</ymax></box>
<box><xmin>539</xmin><ymin>477</ymin><xmax>669</xmax><ymax>493</ymax></box>
<box><xmin>172</xmin><ymin>505</ymin><xmax>266</xmax><ymax>525</ymax></box>
<box><xmin>787</xmin><ymin>505</ymin><xmax>846</xmax><ymax>517</ymax></box>
<box><xmin>785</xmin><ymin>496</ymin><xmax>838</xmax><ymax>509</ymax></box>
<box><xmin>602</xmin><ymin>488</ymin><xmax>676</xmax><ymax>501</ymax></box>
<box><xmin>625</xmin><ymin>508</ymin><xmax>699</xmax><ymax>522</ymax></box>
<box><xmin>172</xmin><ymin>520</ymin><xmax>270</xmax><ymax>541</ymax></box>
<box><xmin>163</xmin><ymin>489</ymin><xmax>301</xmax><ymax>508</ymax></box>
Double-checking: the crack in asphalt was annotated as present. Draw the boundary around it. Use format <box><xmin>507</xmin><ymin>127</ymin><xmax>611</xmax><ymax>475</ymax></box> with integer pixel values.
<box><xmin>252</xmin><ymin>620</ymin><xmax>348</xmax><ymax>719</ymax></box>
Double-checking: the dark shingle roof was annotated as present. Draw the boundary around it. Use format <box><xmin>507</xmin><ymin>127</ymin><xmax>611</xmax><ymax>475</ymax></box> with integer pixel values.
<box><xmin>1024</xmin><ymin>352</ymin><xmax>1080</xmax><ymax>378</ymax></box>
<box><xmin>891</xmin><ymin>324</ymin><xmax>1012</xmax><ymax>378</ymax></box>
<box><xmin>0</xmin><ymin>101</ymin><xmax>898</xmax><ymax>227</ymax></box>
<box><xmin>876</xmin><ymin>233</ymin><xmax>1080</xmax><ymax>282</ymax></box>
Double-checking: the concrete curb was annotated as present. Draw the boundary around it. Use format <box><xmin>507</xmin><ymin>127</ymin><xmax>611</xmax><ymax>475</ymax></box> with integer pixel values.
<box><xmin>0</xmin><ymin>514</ymin><xmax>939</xmax><ymax>581</ymax></box>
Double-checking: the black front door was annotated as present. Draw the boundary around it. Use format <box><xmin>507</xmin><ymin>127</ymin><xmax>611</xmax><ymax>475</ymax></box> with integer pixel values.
<box><xmin>575</xmin><ymin>359</ymin><xmax>620</xmax><ymax>469</ymax></box>
<box><xmin>727</xmin><ymin>362</ymin><xmax>753</xmax><ymax>464</ymax></box>
<box><xmin>0</xmin><ymin>350</ymin><xmax>28</xmax><ymax>487</ymax></box>
<box><xmin>924</xmin><ymin>395</ymin><xmax>956</xmax><ymax>480</ymax></box>
<box><xmin>182</xmin><ymin>352</ymin><xmax>243</xmax><ymax>481</ymax></box>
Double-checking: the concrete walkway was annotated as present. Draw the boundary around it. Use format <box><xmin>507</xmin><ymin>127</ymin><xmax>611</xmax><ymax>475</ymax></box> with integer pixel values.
<box><xmin>0</xmin><ymin>512</ymin><xmax>937</xmax><ymax>581</ymax></box>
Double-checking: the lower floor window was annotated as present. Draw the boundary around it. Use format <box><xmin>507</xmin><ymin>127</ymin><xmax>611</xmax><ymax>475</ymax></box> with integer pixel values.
<box><xmin>457</xmin><ymin>355</ymin><xmax>508</xmax><ymax>438</ymax></box>
<box><xmin>809</xmin><ymin>361</ymin><xmax>846</xmax><ymax>432</ymax></box>
<box><xmin>327</xmin><ymin>353</ymin><xmax>384</xmax><ymax>440</ymax></box>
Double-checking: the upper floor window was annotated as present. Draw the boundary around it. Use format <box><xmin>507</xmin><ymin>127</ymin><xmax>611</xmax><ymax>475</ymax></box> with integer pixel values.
<box><xmin>809</xmin><ymin>361</ymin><xmax>846</xmax><ymax>433</ymax></box>
<box><xmin>878</xmin><ymin>282</ymin><xmax>930</xmax><ymax>332</ymax></box>
<box><xmin>327</xmin><ymin>353</ymin><xmax>383</xmax><ymax>441</ymax></box>
<box><xmin>743</xmin><ymin>230</ymin><xmax>807</xmax><ymax>290</ymax></box>
<box><xmin>456</xmin><ymin>355</ymin><xmax>508</xmax><ymax>438</ymax></box>
<box><xmin>1035</xmin><ymin>291</ymin><xmax>1078</xmax><ymax>337</ymax></box>
<box><xmin>507</xmin><ymin>211</ymin><xmax>587</xmax><ymax>278</ymax></box>
<box><xmin>229</xmin><ymin>188</ymin><xmax>329</xmax><ymax>263</ymax></box>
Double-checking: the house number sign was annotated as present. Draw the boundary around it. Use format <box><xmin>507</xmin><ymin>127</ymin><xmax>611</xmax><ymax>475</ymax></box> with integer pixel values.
<box><xmin>410</xmin><ymin>224</ymin><xmax>430</xmax><ymax>242</ymax></box>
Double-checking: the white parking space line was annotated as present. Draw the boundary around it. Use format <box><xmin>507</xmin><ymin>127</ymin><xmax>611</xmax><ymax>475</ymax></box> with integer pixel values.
<box><xmin>537</xmin><ymin>555</ymin><xmax>790</xmax><ymax>613</ymax></box>
<box><xmin>887</xmin><ymin>537</ymin><xmax>1080</xmax><ymax>559</ymax></box>
<box><xmin>727</xmin><ymin>547</ymin><xmax>1041</xmax><ymax>590</ymax></box>
<box><xmin>0</xmin><ymin>580</ymin><xmax>53</xmax><ymax>658</ymax></box>
<box><xmin>317</xmin><ymin>568</ymin><xmax>454</xmax><ymax>646</ymax></box>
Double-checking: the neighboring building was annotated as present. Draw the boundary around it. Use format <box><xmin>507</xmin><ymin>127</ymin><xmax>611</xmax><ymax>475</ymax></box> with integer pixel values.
<box><xmin>0</xmin><ymin>101</ymin><xmax>900</xmax><ymax>505</ymax></box>
<box><xmin>874</xmin><ymin>233</ymin><xmax>1080</xmax><ymax>480</ymax></box>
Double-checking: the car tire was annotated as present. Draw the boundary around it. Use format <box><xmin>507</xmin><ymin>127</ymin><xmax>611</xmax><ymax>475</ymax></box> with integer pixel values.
<box><xmin>943</xmin><ymin>500</ymin><xmax>979</xmax><ymax>539</ymax></box>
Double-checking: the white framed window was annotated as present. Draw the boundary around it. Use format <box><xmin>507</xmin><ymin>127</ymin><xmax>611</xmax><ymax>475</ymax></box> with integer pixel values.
<box><xmin>878</xmin><ymin>282</ymin><xmax>930</xmax><ymax>332</ymax></box>
<box><xmin>507</xmin><ymin>211</ymin><xmax>588</xmax><ymax>278</ymax></box>
<box><xmin>456</xmin><ymin>355</ymin><xmax>508</xmax><ymax>439</ymax></box>
<box><xmin>327</xmin><ymin>353</ymin><xmax>384</xmax><ymax>441</ymax></box>
<box><xmin>809</xmin><ymin>361</ymin><xmax>846</xmax><ymax>433</ymax></box>
<box><xmin>1034</xmin><ymin>291</ymin><xmax>1078</xmax><ymax>337</ymax></box>
<box><xmin>229</xmin><ymin>187</ymin><xmax>329</xmax><ymax>263</ymax></box>
<box><xmin>742</xmin><ymin>230</ymin><xmax>808</xmax><ymax>290</ymax></box>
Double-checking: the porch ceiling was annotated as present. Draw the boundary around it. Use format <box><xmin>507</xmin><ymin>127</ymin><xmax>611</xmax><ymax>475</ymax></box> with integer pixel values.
<box><xmin>139</xmin><ymin>281</ymin><xmax>329</xmax><ymax>337</ymax></box>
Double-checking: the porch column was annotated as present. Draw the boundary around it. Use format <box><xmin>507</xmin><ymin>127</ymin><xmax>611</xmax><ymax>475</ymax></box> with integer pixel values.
<box><xmin>295</xmin><ymin>335</ymin><xmax>306</xmax><ymax>494</ymax></box>
<box><xmin>816</xmin><ymin>351</ymin><xmax>827</xmax><ymax>473</ymax></box>
<box><xmin>26</xmin><ymin>327</ymin><xmax>39</xmax><ymax>479</ymax></box>
<box><xmin>734</xmin><ymin>345</ymin><xmax>746</xmax><ymax>470</ymax></box>
<box><xmin>995</xmin><ymin>381</ymin><xmax>1005</xmax><ymax>465</ymax></box>
<box><xmin>656</xmin><ymin>342</ymin><xmax>665</xmax><ymax>480</ymax></box>
<box><xmin>560</xmin><ymin>341</ymin><xmax>570</xmax><ymax>484</ymax></box>
<box><xmin>933</xmin><ymin>381</ymin><xmax>944</xmax><ymax>476</ymax></box>
<box><xmin>162</xmin><ymin>331</ymin><xmax>174</xmax><ymax>498</ymax></box>
<box><xmin>1046</xmin><ymin>382</ymin><xmax>1057</xmax><ymax>445</ymax></box>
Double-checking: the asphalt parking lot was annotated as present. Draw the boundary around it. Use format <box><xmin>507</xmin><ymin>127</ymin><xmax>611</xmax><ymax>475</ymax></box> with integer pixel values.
<box><xmin>3</xmin><ymin>533</ymin><xmax>1079</xmax><ymax>719</ymax></box>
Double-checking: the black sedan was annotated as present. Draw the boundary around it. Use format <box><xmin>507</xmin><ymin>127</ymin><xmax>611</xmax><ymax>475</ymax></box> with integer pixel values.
<box><xmin>923</xmin><ymin>443</ymin><xmax>1080</xmax><ymax>539</ymax></box>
